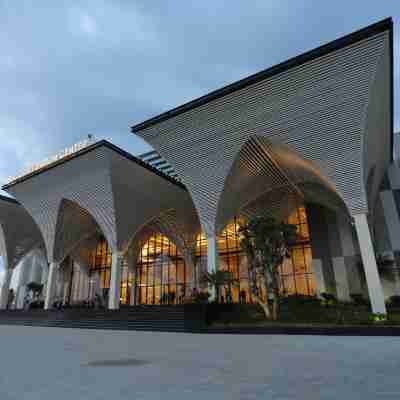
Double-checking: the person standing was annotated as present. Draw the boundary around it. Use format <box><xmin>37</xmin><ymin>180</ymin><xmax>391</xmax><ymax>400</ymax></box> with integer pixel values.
<box><xmin>23</xmin><ymin>292</ymin><xmax>31</xmax><ymax>310</ymax></box>
<box><xmin>7</xmin><ymin>289</ymin><xmax>15</xmax><ymax>310</ymax></box>
<box><xmin>179</xmin><ymin>286</ymin><xmax>185</xmax><ymax>304</ymax></box>
<box><xmin>226</xmin><ymin>287</ymin><xmax>233</xmax><ymax>304</ymax></box>
<box><xmin>240</xmin><ymin>289</ymin><xmax>247</xmax><ymax>304</ymax></box>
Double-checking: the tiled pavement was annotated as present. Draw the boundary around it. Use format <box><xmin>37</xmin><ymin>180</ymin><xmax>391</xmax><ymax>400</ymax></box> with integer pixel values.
<box><xmin>0</xmin><ymin>326</ymin><xmax>399</xmax><ymax>399</ymax></box>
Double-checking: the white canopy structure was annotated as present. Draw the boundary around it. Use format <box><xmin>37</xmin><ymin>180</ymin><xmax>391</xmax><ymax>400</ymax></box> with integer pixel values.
<box><xmin>3</xmin><ymin>141</ymin><xmax>200</xmax><ymax>309</ymax></box>
<box><xmin>132</xmin><ymin>19</ymin><xmax>394</xmax><ymax>314</ymax></box>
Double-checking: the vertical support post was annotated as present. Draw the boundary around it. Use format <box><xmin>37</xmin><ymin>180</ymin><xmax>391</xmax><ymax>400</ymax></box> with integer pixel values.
<box><xmin>332</xmin><ymin>257</ymin><xmax>351</xmax><ymax>301</ymax></box>
<box><xmin>0</xmin><ymin>269</ymin><xmax>13</xmax><ymax>309</ymax></box>
<box><xmin>127</xmin><ymin>250</ymin><xmax>136</xmax><ymax>306</ymax></box>
<box><xmin>44</xmin><ymin>262</ymin><xmax>59</xmax><ymax>310</ymax></box>
<box><xmin>311</xmin><ymin>259</ymin><xmax>327</xmax><ymax>297</ymax></box>
<box><xmin>391</xmin><ymin>265</ymin><xmax>400</xmax><ymax>296</ymax></box>
<box><xmin>15</xmin><ymin>255</ymin><xmax>31</xmax><ymax>309</ymax></box>
<box><xmin>353</xmin><ymin>213</ymin><xmax>387</xmax><ymax>314</ymax></box>
<box><xmin>41</xmin><ymin>264</ymin><xmax>48</xmax><ymax>300</ymax></box>
<box><xmin>109</xmin><ymin>252</ymin><xmax>123</xmax><ymax>310</ymax></box>
<box><xmin>78</xmin><ymin>263</ymin><xmax>88</xmax><ymax>301</ymax></box>
<box><xmin>306</xmin><ymin>204</ymin><xmax>336</xmax><ymax>296</ymax></box>
<box><xmin>129</xmin><ymin>268</ymin><xmax>136</xmax><ymax>306</ymax></box>
<box><xmin>18</xmin><ymin>255</ymin><xmax>31</xmax><ymax>287</ymax></box>
<box><xmin>29</xmin><ymin>254</ymin><xmax>42</xmax><ymax>283</ymax></box>
<box><xmin>206</xmin><ymin>235</ymin><xmax>219</xmax><ymax>301</ymax></box>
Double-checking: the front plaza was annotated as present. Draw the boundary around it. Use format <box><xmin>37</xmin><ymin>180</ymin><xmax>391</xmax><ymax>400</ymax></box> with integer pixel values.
<box><xmin>0</xmin><ymin>18</ymin><xmax>399</xmax><ymax>321</ymax></box>
<box><xmin>0</xmin><ymin>325</ymin><xmax>399</xmax><ymax>399</ymax></box>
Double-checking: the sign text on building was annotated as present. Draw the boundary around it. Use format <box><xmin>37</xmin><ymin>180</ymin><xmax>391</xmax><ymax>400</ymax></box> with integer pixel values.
<box><xmin>7</xmin><ymin>137</ymin><xmax>95</xmax><ymax>184</ymax></box>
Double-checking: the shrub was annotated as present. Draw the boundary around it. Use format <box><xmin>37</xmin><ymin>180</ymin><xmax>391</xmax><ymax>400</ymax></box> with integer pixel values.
<box><xmin>26</xmin><ymin>282</ymin><xmax>43</xmax><ymax>296</ymax></box>
<box><xmin>350</xmin><ymin>293</ymin><xmax>369</xmax><ymax>306</ymax></box>
<box><xmin>387</xmin><ymin>295</ymin><xmax>400</xmax><ymax>307</ymax></box>
<box><xmin>192</xmin><ymin>291</ymin><xmax>210</xmax><ymax>304</ymax></box>
<box><xmin>29</xmin><ymin>300</ymin><xmax>44</xmax><ymax>309</ymax></box>
<box><xmin>369</xmin><ymin>313</ymin><xmax>387</xmax><ymax>323</ymax></box>
<box><xmin>320</xmin><ymin>293</ymin><xmax>337</xmax><ymax>306</ymax></box>
<box><xmin>281</xmin><ymin>294</ymin><xmax>320</xmax><ymax>306</ymax></box>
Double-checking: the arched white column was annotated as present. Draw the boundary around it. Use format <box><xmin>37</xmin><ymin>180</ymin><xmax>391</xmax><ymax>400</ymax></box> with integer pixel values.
<box><xmin>76</xmin><ymin>263</ymin><xmax>89</xmax><ymax>301</ymax></box>
<box><xmin>62</xmin><ymin>261</ymin><xmax>73</xmax><ymax>305</ymax></box>
<box><xmin>29</xmin><ymin>254</ymin><xmax>42</xmax><ymax>283</ymax></box>
<box><xmin>41</xmin><ymin>263</ymin><xmax>48</xmax><ymax>299</ymax></box>
<box><xmin>44</xmin><ymin>262</ymin><xmax>59</xmax><ymax>310</ymax></box>
<box><xmin>109</xmin><ymin>253</ymin><xmax>123</xmax><ymax>310</ymax></box>
<box><xmin>353</xmin><ymin>213</ymin><xmax>386</xmax><ymax>314</ymax></box>
<box><xmin>15</xmin><ymin>255</ymin><xmax>32</xmax><ymax>309</ymax></box>
<box><xmin>0</xmin><ymin>269</ymin><xmax>13</xmax><ymax>309</ymax></box>
<box><xmin>129</xmin><ymin>279</ymin><xmax>136</xmax><ymax>306</ymax></box>
<box><xmin>206</xmin><ymin>235</ymin><xmax>218</xmax><ymax>301</ymax></box>
<box><xmin>127</xmin><ymin>252</ymin><xmax>136</xmax><ymax>306</ymax></box>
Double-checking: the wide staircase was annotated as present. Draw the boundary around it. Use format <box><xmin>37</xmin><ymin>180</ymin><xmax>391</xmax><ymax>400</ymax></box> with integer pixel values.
<box><xmin>0</xmin><ymin>305</ymin><xmax>206</xmax><ymax>332</ymax></box>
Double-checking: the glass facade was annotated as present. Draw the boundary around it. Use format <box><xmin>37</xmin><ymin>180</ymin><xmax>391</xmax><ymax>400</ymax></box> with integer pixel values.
<box><xmin>86</xmin><ymin>238</ymin><xmax>132</xmax><ymax>305</ymax></box>
<box><xmin>82</xmin><ymin>204</ymin><xmax>316</xmax><ymax>305</ymax></box>
<box><xmin>279</xmin><ymin>206</ymin><xmax>315</xmax><ymax>296</ymax></box>
<box><xmin>88</xmin><ymin>238</ymin><xmax>112</xmax><ymax>292</ymax></box>
<box><xmin>134</xmin><ymin>233</ymin><xmax>187</xmax><ymax>305</ymax></box>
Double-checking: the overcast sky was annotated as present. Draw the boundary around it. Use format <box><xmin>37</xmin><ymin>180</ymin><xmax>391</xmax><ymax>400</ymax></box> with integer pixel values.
<box><xmin>1</xmin><ymin>1</ymin><xmax>400</xmax><ymax>190</ymax></box>
<box><xmin>0</xmin><ymin>2</ymin><xmax>400</xmax><ymax>276</ymax></box>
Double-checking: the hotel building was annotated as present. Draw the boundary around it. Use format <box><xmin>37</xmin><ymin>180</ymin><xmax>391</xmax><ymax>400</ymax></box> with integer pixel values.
<box><xmin>0</xmin><ymin>18</ymin><xmax>398</xmax><ymax>318</ymax></box>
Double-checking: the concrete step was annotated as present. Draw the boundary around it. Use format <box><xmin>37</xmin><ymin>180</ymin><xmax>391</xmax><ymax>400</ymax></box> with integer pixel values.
<box><xmin>0</xmin><ymin>304</ymin><xmax>206</xmax><ymax>332</ymax></box>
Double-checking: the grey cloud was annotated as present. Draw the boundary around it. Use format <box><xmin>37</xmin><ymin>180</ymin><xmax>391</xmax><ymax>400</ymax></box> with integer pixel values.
<box><xmin>0</xmin><ymin>0</ymin><xmax>399</xmax><ymax>188</ymax></box>
<box><xmin>0</xmin><ymin>0</ymin><xmax>399</xmax><ymax>276</ymax></box>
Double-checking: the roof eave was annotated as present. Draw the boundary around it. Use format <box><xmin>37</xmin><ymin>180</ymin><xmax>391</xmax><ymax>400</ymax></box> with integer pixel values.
<box><xmin>131</xmin><ymin>17</ymin><xmax>393</xmax><ymax>133</ymax></box>
<box><xmin>2</xmin><ymin>140</ymin><xmax>186</xmax><ymax>191</ymax></box>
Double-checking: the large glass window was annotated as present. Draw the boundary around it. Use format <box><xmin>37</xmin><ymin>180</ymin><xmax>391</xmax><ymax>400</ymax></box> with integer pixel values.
<box><xmin>134</xmin><ymin>233</ymin><xmax>187</xmax><ymax>305</ymax></box>
<box><xmin>196</xmin><ymin>204</ymin><xmax>315</xmax><ymax>303</ymax></box>
<box><xmin>84</xmin><ymin>203</ymin><xmax>315</xmax><ymax>306</ymax></box>
<box><xmin>87</xmin><ymin>237</ymin><xmax>112</xmax><ymax>299</ymax></box>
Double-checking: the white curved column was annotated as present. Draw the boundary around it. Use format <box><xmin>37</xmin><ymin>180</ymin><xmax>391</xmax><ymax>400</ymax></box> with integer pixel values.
<box><xmin>0</xmin><ymin>269</ymin><xmax>13</xmax><ymax>309</ymax></box>
<box><xmin>15</xmin><ymin>256</ymin><xmax>32</xmax><ymax>309</ymax></box>
<box><xmin>29</xmin><ymin>254</ymin><xmax>42</xmax><ymax>283</ymax></box>
<box><xmin>206</xmin><ymin>235</ymin><xmax>218</xmax><ymax>301</ymax></box>
<box><xmin>18</xmin><ymin>256</ymin><xmax>32</xmax><ymax>287</ymax></box>
<box><xmin>62</xmin><ymin>263</ymin><xmax>72</xmax><ymax>305</ymax></box>
<box><xmin>354</xmin><ymin>213</ymin><xmax>386</xmax><ymax>314</ymax></box>
<box><xmin>77</xmin><ymin>263</ymin><xmax>89</xmax><ymax>301</ymax></box>
<box><xmin>44</xmin><ymin>262</ymin><xmax>59</xmax><ymax>310</ymax></box>
<box><xmin>109</xmin><ymin>253</ymin><xmax>123</xmax><ymax>310</ymax></box>
<box><xmin>127</xmin><ymin>253</ymin><xmax>136</xmax><ymax>306</ymax></box>
<box><xmin>129</xmin><ymin>280</ymin><xmax>136</xmax><ymax>306</ymax></box>
<box><xmin>41</xmin><ymin>263</ymin><xmax>48</xmax><ymax>300</ymax></box>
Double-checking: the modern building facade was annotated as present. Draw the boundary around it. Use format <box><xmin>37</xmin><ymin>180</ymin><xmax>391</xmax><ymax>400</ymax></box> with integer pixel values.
<box><xmin>0</xmin><ymin>18</ymin><xmax>398</xmax><ymax>317</ymax></box>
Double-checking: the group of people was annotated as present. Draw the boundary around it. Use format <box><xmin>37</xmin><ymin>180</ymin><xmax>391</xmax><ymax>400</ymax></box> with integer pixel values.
<box><xmin>220</xmin><ymin>289</ymin><xmax>247</xmax><ymax>304</ymax></box>
<box><xmin>6</xmin><ymin>288</ymin><xmax>15</xmax><ymax>309</ymax></box>
<box><xmin>160</xmin><ymin>291</ymin><xmax>176</xmax><ymax>304</ymax></box>
<box><xmin>51</xmin><ymin>291</ymin><xmax>107</xmax><ymax>310</ymax></box>
<box><xmin>158</xmin><ymin>287</ymin><xmax>248</xmax><ymax>305</ymax></box>
<box><xmin>4</xmin><ymin>288</ymin><xmax>44</xmax><ymax>310</ymax></box>
<box><xmin>158</xmin><ymin>287</ymin><xmax>201</xmax><ymax>305</ymax></box>
<box><xmin>11</xmin><ymin>285</ymin><xmax>249</xmax><ymax>309</ymax></box>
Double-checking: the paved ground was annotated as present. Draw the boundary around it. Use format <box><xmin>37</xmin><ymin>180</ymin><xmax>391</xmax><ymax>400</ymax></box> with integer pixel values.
<box><xmin>0</xmin><ymin>326</ymin><xmax>399</xmax><ymax>399</ymax></box>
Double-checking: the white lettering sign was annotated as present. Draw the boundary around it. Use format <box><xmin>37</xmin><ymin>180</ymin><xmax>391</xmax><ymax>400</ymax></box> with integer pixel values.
<box><xmin>7</xmin><ymin>137</ymin><xmax>95</xmax><ymax>184</ymax></box>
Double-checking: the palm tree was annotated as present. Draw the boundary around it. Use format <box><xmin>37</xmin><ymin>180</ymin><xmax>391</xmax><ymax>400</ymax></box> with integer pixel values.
<box><xmin>26</xmin><ymin>282</ymin><xmax>43</xmax><ymax>300</ymax></box>
<box><xmin>239</xmin><ymin>216</ymin><xmax>297</xmax><ymax>320</ymax></box>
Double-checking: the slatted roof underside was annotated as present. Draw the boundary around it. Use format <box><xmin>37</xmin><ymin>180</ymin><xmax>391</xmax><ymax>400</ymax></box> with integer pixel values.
<box><xmin>0</xmin><ymin>198</ymin><xmax>44</xmax><ymax>269</ymax></box>
<box><xmin>138</xmin><ymin>150</ymin><xmax>180</xmax><ymax>181</ymax></box>
<box><xmin>216</xmin><ymin>136</ymin><xmax>348</xmax><ymax>233</ymax></box>
<box><xmin>133</xmin><ymin>24</ymin><xmax>391</xmax><ymax>235</ymax></box>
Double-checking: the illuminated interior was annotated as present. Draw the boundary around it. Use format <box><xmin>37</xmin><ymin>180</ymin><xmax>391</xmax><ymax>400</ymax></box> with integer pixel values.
<box><xmin>134</xmin><ymin>233</ymin><xmax>187</xmax><ymax>305</ymax></box>
<box><xmin>129</xmin><ymin>203</ymin><xmax>315</xmax><ymax>305</ymax></box>
<box><xmin>80</xmin><ymin>203</ymin><xmax>315</xmax><ymax>305</ymax></box>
